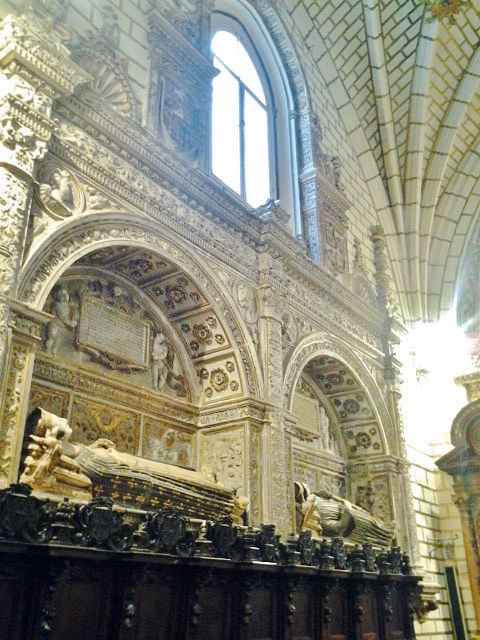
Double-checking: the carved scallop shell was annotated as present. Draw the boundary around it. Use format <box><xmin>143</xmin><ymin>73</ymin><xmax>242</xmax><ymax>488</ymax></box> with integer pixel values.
<box><xmin>72</xmin><ymin>47</ymin><xmax>140</xmax><ymax>121</ymax></box>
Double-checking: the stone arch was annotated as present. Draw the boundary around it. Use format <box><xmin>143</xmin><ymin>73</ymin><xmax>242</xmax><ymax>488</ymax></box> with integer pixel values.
<box><xmin>284</xmin><ymin>331</ymin><xmax>398</xmax><ymax>530</ymax></box>
<box><xmin>284</xmin><ymin>332</ymin><xmax>394</xmax><ymax>458</ymax></box>
<box><xmin>18</xmin><ymin>213</ymin><xmax>263</xmax><ymax>402</ymax></box>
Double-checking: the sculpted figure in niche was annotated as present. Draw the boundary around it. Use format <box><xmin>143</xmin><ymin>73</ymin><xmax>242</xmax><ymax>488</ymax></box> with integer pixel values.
<box><xmin>45</xmin><ymin>285</ymin><xmax>79</xmax><ymax>356</ymax></box>
<box><xmin>295</xmin><ymin>481</ymin><xmax>393</xmax><ymax>547</ymax></box>
<box><xmin>151</xmin><ymin>331</ymin><xmax>169</xmax><ymax>390</ymax></box>
<box><xmin>20</xmin><ymin>408</ymin><xmax>92</xmax><ymax>497</ymax></box>
<box><xmin>236</xmin><ymin>281</ymin><xmax>257</xmax><ymax>323</ymax></box>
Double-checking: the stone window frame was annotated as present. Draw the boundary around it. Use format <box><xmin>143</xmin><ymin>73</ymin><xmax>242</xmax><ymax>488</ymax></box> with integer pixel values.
<box><xmin>210</xmin><ymin>1</ymin><xmax>301</xmax><ymax>235</ymax></box>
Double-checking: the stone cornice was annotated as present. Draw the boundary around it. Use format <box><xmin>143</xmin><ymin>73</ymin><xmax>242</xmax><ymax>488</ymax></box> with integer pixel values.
<box><xmin>0</xmin><ymin>15</ymin><xmax>92</xmax><ymax>97</ymax></box>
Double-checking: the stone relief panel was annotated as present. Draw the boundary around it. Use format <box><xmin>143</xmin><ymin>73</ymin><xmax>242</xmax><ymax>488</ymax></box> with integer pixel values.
<box><xmin>249</xmin><ymin>424</ymin><xmax>261</xmax><ymax>525</ymax></box>
<box><xmin>293</xmin><ymin>462</ymin><xmax>345</xmax><ymax>497</ymax></box>
<box><xmin>145</xmin><ymin>272</ymin><xmax>208</xmax><ymax>313</ymax></box>
<box><xmin>142</xmin><ymin>420</ymin><xmax>194</xmax><ymax>469</ymax></box>
<box><xmin>147</xmin><ymin>5</ymin><xmax>216</xmax><ymax>161</ymax></box>
<box><xmin>109</xmin><ymin>252</ymin><xmax>175</xmax><ymax>286</ymax></box>
<box><xmin>70</xmin><ymin>396</ymin><xmax>140</xmax><ymax>454</ymax></box>
<box><xmin>0</xmin><ymin>342</ymin><xmax>28</xmax><ymax>483</ymax></box>
<box><xmin>333</xmin><ymin>393</ymin><xmax>375</xmax><ymax>422</ymax></box>
<box><xmin>198</xmin><ymin>357</ymin><xmax>241</xmax><ymax>401</ymax></box>
<box><xmin>41</xmin><ymin>277</ymin><xmax>188</xmax><ymax>399</ymax></box>
<box><xmin>235</xmin><ymin>280</ymin><xmax>258</xmax><ymax>324</ymax></box>
<box><xmin>35</xmin><ymin>163</ymin><xmax>84</xmax><ymax>220</ymax></box>
<box><xmin>29</xmin><ymin>383</ymin><xmax>69</xmax><ymax>419</ymax></box>
<box><xmin>69</xmin><ymin>23</ymin><xmax>141</xmax><ymax>122</ymax></box>
<box><xmin>200</xmin><ymin>427</ymin><xmax>245</xmax><ymax>493</ymax></box>
<box><xmin>351</xmin><ymin>476</ymin><xmax>392</xmax><ymax>526</ymax></box>
<box><xmin>304</xmin><ymin>357</ymin><xmax>356</xmax><ymax>395</ymax></box>
<box><xmin>292</xmin><ymin>376</ymin><xmax>340</xmax><ymax>455</ymax></box>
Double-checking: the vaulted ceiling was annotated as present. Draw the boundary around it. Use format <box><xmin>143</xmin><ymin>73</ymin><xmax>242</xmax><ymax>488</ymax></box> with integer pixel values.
<box><xmin>284</xmin><ymin>0</ymin><xmax>480</xmax><ymax>326</ymax></box>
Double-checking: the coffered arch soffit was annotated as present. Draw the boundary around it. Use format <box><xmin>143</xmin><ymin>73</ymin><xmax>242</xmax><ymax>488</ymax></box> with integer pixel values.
<box><xmin>18</xmin><ymin>215</ymin><xmax>263</xmax><ymax>404</ymax></box>
<box><xmin>284</xmin><ymin>332</ymin><xmax>393</xmax><ymax>459</ymax></box>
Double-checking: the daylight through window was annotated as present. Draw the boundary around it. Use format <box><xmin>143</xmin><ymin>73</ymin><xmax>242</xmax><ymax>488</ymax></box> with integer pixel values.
<box><xmin>211</xmin><ymin>30</ymin><xmax>270</xmax><ymax>207</ymax></box>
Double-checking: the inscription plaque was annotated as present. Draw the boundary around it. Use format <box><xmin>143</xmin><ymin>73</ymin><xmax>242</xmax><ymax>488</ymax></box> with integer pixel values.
<box><xmin>78</xmin><ymin>295</ymin><xmax>150</xmax><ymax>367</ymax></box>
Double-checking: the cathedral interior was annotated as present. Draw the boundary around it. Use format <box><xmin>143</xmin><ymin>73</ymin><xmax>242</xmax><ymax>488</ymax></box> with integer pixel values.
<box><xmin>0</xmin><ymin>0</ymin><xmax>479</xmax><ymax>638</ymax></box>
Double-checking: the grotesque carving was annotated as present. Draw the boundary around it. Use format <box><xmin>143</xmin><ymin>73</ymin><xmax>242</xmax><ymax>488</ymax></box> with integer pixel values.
<box><xmin>20</xmin><ymin>408</ymin><xmax>92</xmax><ymax>498</ymax></box>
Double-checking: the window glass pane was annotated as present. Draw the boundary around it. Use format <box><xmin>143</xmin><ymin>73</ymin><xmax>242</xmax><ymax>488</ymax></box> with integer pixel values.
<box><xmin>212</xmin><ymin>31</ymin><xmax>265</xmax><ymax>103</ymax></box>
<box><xmin>244</xmin><ymin>92</ymin><xmax>269</xmax><ymax>207</ymax></box>
<box><xmin>211</xmin><ymin>58</ymin><xmax>240</xmax><ymax>194</ymax></box>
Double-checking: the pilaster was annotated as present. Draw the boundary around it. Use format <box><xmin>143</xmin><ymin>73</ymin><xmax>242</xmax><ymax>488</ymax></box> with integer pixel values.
<box><xmin>0</xmin><ymin>301</ymin><xmax>52</xmax><ymax>487</ymax></box>
<box><xmin>0</xmin><ymin>5</ymin><xmax>91</xmax><ymax>484</ymax></box>
<box><xmin>258</xmin><ymin>255</ymin><xmax>292</xmax><ymax>533</ymax></box>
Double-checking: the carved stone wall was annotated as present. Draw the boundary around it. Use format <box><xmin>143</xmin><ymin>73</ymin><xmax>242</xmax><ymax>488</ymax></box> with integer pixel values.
<box><xmin>0</xmin><ymin>0</ymin><xmax>413</xmax><ymax>550</ymax></box>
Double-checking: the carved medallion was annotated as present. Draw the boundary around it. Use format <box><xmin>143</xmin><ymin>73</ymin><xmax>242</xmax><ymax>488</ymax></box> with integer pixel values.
<box><xmin>35</xmin><ymin>163</ymin><xmax>83</xmax><ymax>219</ymax></box>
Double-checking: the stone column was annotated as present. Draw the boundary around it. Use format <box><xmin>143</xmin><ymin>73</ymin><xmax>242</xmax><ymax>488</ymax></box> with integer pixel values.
<box><xmin>0</xmin><ymin>7</ymin><xmax>91</xmax><ymax>486</ymax></box>
<box><xmin>258</xmin><ymin>256</ymin><xmax>291</xmax><ymax>533</ymax></box>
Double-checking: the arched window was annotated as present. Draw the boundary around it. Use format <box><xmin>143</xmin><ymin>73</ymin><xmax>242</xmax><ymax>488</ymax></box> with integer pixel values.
<box><xmin>210</xmin><ymin>4</ymin><xmax>300</xmax><ymax>230</ymax></box>
<box><xmin>211</xmin><ymin>30</ymin><xmax>270</xmax><ymax>207</ymax></box>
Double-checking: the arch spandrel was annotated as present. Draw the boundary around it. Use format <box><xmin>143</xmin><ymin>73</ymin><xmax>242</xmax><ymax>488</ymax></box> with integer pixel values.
<box><xmin>18</xmin><ymin>215</ymin><xmax>263</xmax><ymax>403</ymax></box>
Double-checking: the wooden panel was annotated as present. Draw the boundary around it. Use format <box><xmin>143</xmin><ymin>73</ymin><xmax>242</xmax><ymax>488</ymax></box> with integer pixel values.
<box><xmin>322</xmin><ymin>581</ymin><xmax>349</xmax><ymax>640</ymax></box>
<box><xmin>119</xmin><ymin>564</ymin><xmax>184</xmax><ymax>640</ymax></box>
<box><xmin>0</xmin><ymin>552</ymin><xmax>33</xmax><ymax>640</ymax></box>
<box><xmin>34</xmin><ymin>559</ymin><xmax>120</xmax><ymax>640</ymax></box>
<box><xmin>353</xmin><ymin>583</ymin><xmax>378</xmax><ymax>640</ymax></box>
<box><xmin>185</xmin><ymin>570</ymin><xmax>233</xmax><ymax>640</ymax></box>
<box><xmin>241</xmin><ymin>576</ymin><xmax>278</xmax><ymax>640</ymax></box>
<box><xmin>0</xmin><ymin>537</ymin><xmax>420</xmax><ymax>640</ymax></box>
<box><xmin>288</xmin><ymin>582</ymin><xmax>315</xmax><ymax>640</ymax></box>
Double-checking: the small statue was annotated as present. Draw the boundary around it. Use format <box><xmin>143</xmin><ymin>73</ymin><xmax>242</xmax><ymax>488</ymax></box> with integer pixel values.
<box><xmin>45</xmin><ymin>285</ymin><xmax>78</xmax><ymax>356</ymax></box>
<box><xmin>231</xmin><ymin>495</ymin><xmax>249</xmax><ymax>525</ymax></box>
<box><xmin>151</xmin><ymin>331</ymin><xmax>169</xmax><ymax>390</ymax></box>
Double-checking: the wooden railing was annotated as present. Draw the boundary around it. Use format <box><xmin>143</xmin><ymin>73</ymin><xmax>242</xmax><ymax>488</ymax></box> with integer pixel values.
<box><xmin>0</xmin><ymin>484</ymin><xmax>421</xmax><ymax>640</ymax></box>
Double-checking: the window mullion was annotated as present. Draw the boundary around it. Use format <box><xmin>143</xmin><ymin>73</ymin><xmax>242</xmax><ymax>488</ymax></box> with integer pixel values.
<box><xmin>239</xmin><ymin>82</ymin><xmax>246</xmax><ymax>201</ymax></box>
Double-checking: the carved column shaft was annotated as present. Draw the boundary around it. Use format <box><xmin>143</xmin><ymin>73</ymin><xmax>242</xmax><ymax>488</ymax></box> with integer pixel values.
<box><xmin>299</xmin><ymin>169</ymin><xmax>319</xmax><ymax>262</ymax></box>
<box><xmin>258</xmin><ymin>273</ymin><xmax>291</xmax><ymax>532</ymax></box>
<box><xmin>0</xmin><ymin>170</ymin><xmax>34</xmax><ymax>375</ymax></box>
<box><xmin>0</xmin><ymin>302</ymin><xmax>51</xmax><ymax>488</ymax></box>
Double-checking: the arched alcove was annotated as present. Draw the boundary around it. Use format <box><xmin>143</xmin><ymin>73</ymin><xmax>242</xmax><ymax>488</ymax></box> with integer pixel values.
<box><xmin>284</xmin><ymin>333</ymin><xmax>397</xmax><ymax>533</ymax></box>
<box><xmin>13</xmin><ymin>216</ymin><xmax>265</xmax><ymax>509</ymax></box>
